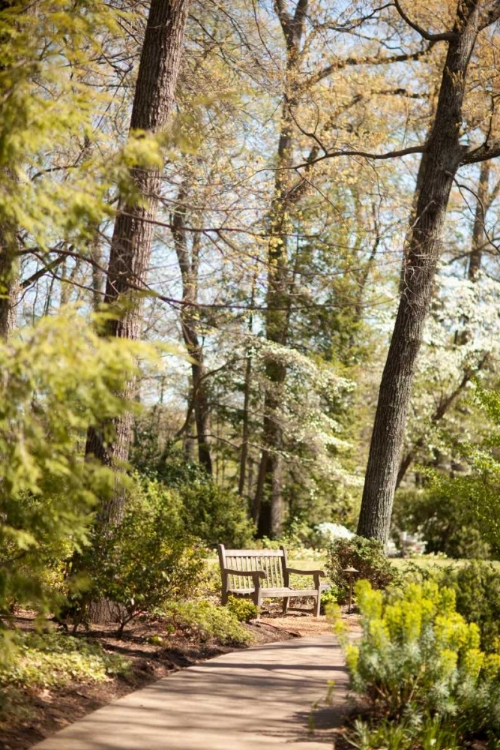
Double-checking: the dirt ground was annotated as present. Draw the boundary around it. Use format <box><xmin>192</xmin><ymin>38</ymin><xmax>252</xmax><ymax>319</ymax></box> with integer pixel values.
<box><xmin>0</xmin><ymin>608</ymin><xmax>302</xmax><ymax>750</ymax></box>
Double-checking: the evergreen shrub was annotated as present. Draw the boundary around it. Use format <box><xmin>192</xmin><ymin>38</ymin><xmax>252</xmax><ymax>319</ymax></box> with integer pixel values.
<box><xmin>437</xmin><ymin>561</ymin><xmax>500</xmax><ymax>653</ymax></box>
<box><xmin>326</xmin><ymin>536</ymin><xmax>396</xmax><ymax>603</ymax></box>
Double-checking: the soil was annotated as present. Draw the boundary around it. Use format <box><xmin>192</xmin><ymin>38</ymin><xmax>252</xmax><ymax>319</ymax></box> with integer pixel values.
<box><xmin>0</xmin><ymin>608</ymin><xmax>298</xmax><ymax>750</ymax></box>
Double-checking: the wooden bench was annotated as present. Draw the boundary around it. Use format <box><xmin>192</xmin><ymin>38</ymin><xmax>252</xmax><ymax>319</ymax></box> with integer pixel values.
<box><xmin>217</xmin><ymin>544</ymin><xmax>325</xmax><ymax>617</ymax></box>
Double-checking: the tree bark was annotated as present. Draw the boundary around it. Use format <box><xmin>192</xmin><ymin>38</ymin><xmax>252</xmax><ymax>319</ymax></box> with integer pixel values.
<box><xmin>253</xmin><ymin>0</ymin><xmax>308</xmax><ymax>537</ymax></box>
<box><xmin>357</xmin><ymin>0</ymin><xmax>483</xmax><ymax>541</ymax></box>
<box><xmin>395</xmin><ymin>160</ymin><xmax>492</xmax><ymax>488</ymax></box>
<box><xmin>468</xmin><ymin>160</ymin><xmax>490</xmax><ymax>281</ymax></box>
<box><xmin>0</xmin><ymin>231</ymin><xmax>18</xmax><ymax>337</ymax></box>
<box><xmin>171</xmin><ymin>187</ymin><xmax>212</xmax><ymax>474</ymax></box>
<box><xmin>86</xmin><ymin>0</ymin><xmax>190</xmax><ymax>523</ymax></box>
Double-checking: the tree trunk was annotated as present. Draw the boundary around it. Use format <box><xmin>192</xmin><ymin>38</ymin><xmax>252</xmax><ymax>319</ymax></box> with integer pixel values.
<box><xmin>357</xmin><ymin>0</ymin><xmax>482</xmax><ymax>541</ymax></box>
<box><xmin>86</xmin><ymin>0</ymin><xmax>190</xmax><ymax>523</ymax></box>
<box><xmin>468</xmin><ymin>160</ymin><xmax>490</xmax><ymax>281</ymax></box>
<box><xmin>171</xmin><ymin>187</ymin><xmax>212</xmax><ymax>474</ymax></box>
<box><xmin>0</xmin><ymin>231</ymin><xmax>18</xmax><ymax>337</ymax></box>
<box><xmin>395</xmin><ymin>161</ymin><xmax>492</xmax><ymax>488</ymax></box>
<box><xmin>254</xmin><ymin>0</ymin><xmax>308</xmax><ymax>537</ymax></box>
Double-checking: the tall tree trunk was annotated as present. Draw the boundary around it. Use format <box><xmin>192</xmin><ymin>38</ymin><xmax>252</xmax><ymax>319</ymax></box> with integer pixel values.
<box><xmin>86</xmin><ymin>0</ymin><xmax>190</xmax><ymax>523</ymax></box>
<box><xmin>171</xmin><ymin>188</ymin><xmax>212</xmax><ymax>474</ymax></box>
<box><xmin>253</xmin><ymin>0</ymin><xmax>308</xmax><ymax>537</ymax></box>
<box><xmin>238</xmin><ymin>278</ymin><xmax>257</xmax><ymax>498</ymax></box>
<box><xmin>0</xmin><ymin>231</ymin><xmax>18</xmax><ymax>337</ymax></box>
<box><xmin>357</xmin><ymin>0</ymin><xmax>483</xmax><ymax>541</ymax></box>
<box><xmin>468</xmin><ymin>160</ymin><xmax>490</xmax><ymax>281</ymax></box>
<box><xmin>395</xmin><ymin>161</ymin><xmax>492</xmax><ymax>488</ymax></box>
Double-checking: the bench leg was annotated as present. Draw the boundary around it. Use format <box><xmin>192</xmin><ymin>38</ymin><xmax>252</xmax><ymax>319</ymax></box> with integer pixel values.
<box><xmin>253</xmin><ymin>590</ymin><xmax>262</xmax><ymax>620</ymax></box>
<box><xmin>282</xmin><ymin>597</ymin><xmax>289</xmax><ymax>615</ymax></box>
<box><xmin>314</xmin><ymin>593</ymin><xmax>321</xmax><ymax>617</ymax></box>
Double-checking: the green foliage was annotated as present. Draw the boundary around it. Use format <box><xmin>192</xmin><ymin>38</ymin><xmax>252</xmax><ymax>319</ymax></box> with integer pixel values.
<box><xmin>346</xmin><ymin>716</ymin><xmax>460</xmax><ymax>750</ymax></box>
<box><xmin>326</xmin><ymin>537</ymin><xmax>397</xmax><ymax>604</ymax></box>
<box><xmin>226</xmin><ymin>596</ymin><xmax>259</xmax><ymax>623</ymax></box>
<box><xmin>425</xmin><ymin>383</ymin><xmax>500</xmax><ymax>557</ymax></box>
<box><xmin>87</xmin><ymin>475</ymin><xmax>206</xmax><ymax>634</ymax></box>
<box><xmin>320</xmin><ymin>587</ymin><xmax>339</xmax><ymax>613</ymax></box>
<box><xmin>0</xmin><ymin>310</ymin><xmax>150</xmax><ymax>644</ymax></box>
<box><xmin>0</xmin><ymin>1</ymin><xmax>123</xmax><ymax>257</ymax></box>
<box><xmin>158</xmin><ymin>601</ymin><xmax>251</xmax><ymax>645</ymax></box>
<box><xmin>392</xmin><ymin>487</ymin><xmax>492</xmax><ymax>559</ymax></box>
<box><xmin>337</xmin><ymin>580</ymin><xmax>500</xmax><ymax>745</ymax></box>
<box><xmin>180</xmin><ymin>482</ymin><xmax>254</xmax><ymax>548</ymax></box>
<box><xmin>131</xmin><ymin>448</ymin><xmax>255</xmax><ymax>547</ymax></box>
<box><xmin>0</xmin><ymin>631</ymin><xmax>129</xmax><ymax>690</ymax></box>
<box><xmin>431</xmin><ymin>561</ymin><xmax>500</xmax><ymax>653</ymax></box>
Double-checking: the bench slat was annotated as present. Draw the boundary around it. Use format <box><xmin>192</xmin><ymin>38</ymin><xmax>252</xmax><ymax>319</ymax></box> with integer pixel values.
<box><xmin>227</xmin><ymin>587</ymin><xmax>319</xmax><ymax>597</ymax></box>
<box><xmin>223</xmin><ymin>549</ymin><xmax>285</xmax><ymax>557</ymax></box>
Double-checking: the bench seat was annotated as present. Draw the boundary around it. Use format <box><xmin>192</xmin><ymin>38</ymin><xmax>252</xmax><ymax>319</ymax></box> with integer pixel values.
<box><xmin>228</xmin><ymin>587</ymin><xmax>323</xmax><ymax>598</ymax></box>
<box><xmin>218</xmin><ymin>544</ymin><xmax>325</xmax><ymax>617</ymax></box>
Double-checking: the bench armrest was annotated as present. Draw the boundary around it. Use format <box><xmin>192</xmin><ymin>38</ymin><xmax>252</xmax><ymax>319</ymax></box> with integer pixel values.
<box><xmin>224</xmin><ymin>569</ymin><xmax>266</xmax><ymax>579</ymax></box>
<box><xmin>286</xmin><ymin>568</ymin><xmax>325</xmax><ymax>576</ymax></box>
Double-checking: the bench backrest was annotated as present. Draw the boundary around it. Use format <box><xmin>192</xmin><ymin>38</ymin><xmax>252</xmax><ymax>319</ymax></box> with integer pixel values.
<box><xmin>218</xmin><ymin>545</ymin><xmax>288</xmax><ymax>590</ymax></box>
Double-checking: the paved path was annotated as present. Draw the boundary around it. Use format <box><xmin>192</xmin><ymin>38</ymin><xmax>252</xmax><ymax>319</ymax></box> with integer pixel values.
<box><xmin>34</xmin><ymin>635</ymin><xmax>349</xmax><ymax>750</ymax></box>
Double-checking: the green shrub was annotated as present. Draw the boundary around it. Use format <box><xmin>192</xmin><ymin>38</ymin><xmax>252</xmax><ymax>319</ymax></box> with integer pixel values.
<box><xmin>346</xmin><ymin>716</ymin><xmax>460</xmax><ymax>750</ymax></box>
<box><xmin>435</xmin><ymin>561</ymin><xmax>500</xmax><ymax>653</ymax></box>
<box><xmin>158</xmin><ymin>601</ymin><xmax>251</xmax><ymax>645</ymax></box>
<box><xmin>227</xmin><ymin>596</ymin><xmax>259</xmax><ymax>623</ymax></box>
<box><xmin>335</xmin><ymin>579</ymin><xmax>500</xmax><ymax>744</ymax></box>
<box><xmin>326</xmin><ymin>536</ymin><xmax>396</xmax><ymax>604</ymax></box>
<box><xmin>86</xmin><ymin>476</ymin><xmax>206</xmax><ymax>634</ymax></box>
<box><xmin>320</xmin><ymin>586</ymin><xmax>339</xmax><ymax>613</ymax></box>
<box><xmin>0</xmin><ymin>310</ymin><xmax>151</xmax><ymax>656</ymax></box>
<box><xmin>132</xmin><ymin>450</ymin><xmax>255</xmax><ymax>548</ymax></box>
<box><xmin>180</xmin><ymin>482</ymin><xmax>254</xmax><ymax>548</ymax></box>
<box><xmin>392</xmin><ymin>487</ymin><xmax>492</xmax><ymax>559</ymax></box>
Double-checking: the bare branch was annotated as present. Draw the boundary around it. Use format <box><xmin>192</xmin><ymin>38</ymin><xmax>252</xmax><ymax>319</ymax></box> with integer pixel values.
<box><xmin>291</xmin><ymin>143</ymin><xmax>425</xmax><ymax>170</ymax></box>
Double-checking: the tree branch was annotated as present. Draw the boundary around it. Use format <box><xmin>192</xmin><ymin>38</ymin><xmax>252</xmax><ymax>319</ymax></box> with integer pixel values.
<box><xmin>291</xmin><ymin>143</ymin><xmax>425</xmax><ymax>170</ymax></box>
<box><xmin>302</xmin><ymin>45</ymin><xmax>432</xmax><ymax>90</ymax></box>
<box><xmin>461</xmin><ymin>138</ymin><xmax>500</xmax><ymax>164</ymax></box>
<box><xmin>480</xmin><ymin>0</ymin><xmax>500</xmax><ymax>30</ymax></box>
<box><xmin>393</xmin><ymin>0</ymin><xmax>455</xmax><ymax>42</ymax></box>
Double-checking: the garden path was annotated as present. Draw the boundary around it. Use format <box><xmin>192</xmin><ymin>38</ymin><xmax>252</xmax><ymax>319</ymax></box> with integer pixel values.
<box><xmin>33</xmin><ymin>634</ymin><xmax>350</xmax><ymax>749</ymax></box>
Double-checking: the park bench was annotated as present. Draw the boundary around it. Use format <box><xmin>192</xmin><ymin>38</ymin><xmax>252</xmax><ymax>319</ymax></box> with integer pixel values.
<box><xmin>217</xmin><ymin>543</ymin><xmax>325</xmax><ymax>617</ymax></box>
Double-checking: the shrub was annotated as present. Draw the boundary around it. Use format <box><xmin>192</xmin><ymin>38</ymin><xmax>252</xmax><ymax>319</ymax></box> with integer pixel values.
<box><xmin>226</xmin><ymin>596</ymin><xmax>259</xmax><ymax>623</ymax></box>
<box><xmin>326</xmin><ymin>536</ymin><xmax>396</xmax><ymax>604</ymax></box>
<box><xmin>346</xmin><ymin>716</ymin><xmax>460</xmax><ymax>750</ymax></box>
<box><xmin>335</xmin><ymin>580</ymin><xmax>500</xmax><ymax>744</ymax></box>
<box><xmin>87</xmin><ymin>476</ymin><xmax>206</xmax><ymax>635</ymax></box>
<box><xmin>436</xmin><ymin>561</ymin><xmax>500</xmax><ymax>653</ymax></box>
<box><xmin>158</xmin><ymin>601</ymin><xmax>251</xmax><ymax>645</ymax></box>
<box><xmin>392</xmin><ymin>487</ymin><xmax>492</xmax><ymax>559</ymax></box>
<box><xmin>180</xmin><ymin>482</ymin><xmax>254</xmax><ymax>548</ymax></box>
<box><xmin>132</xmin><ymin>450</ymin><xmax>255</xmax><ymax>548</ymax></box>
<box><xmin>0</xmin><ymin>310</ymin><xmax>151</xmax><ymax>656</ymax></box>
<box><xmin>320</xmin><ymin>586</ymin><xmax>339</xmax><ymax>613</ymax></box>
